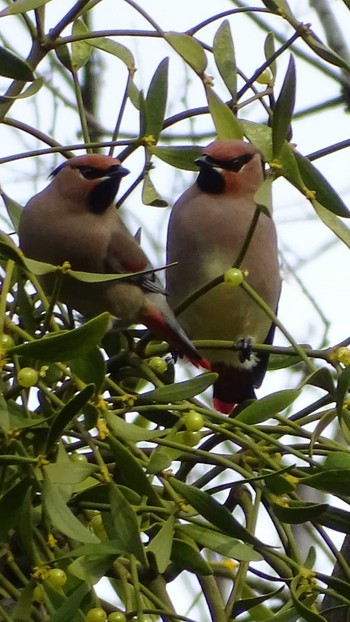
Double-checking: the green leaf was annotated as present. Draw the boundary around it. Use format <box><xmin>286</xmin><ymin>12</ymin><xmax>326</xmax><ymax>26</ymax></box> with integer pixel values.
<box><xmin>242</xmin><ymin>121</ymin><xmax>272</xmax><ymax>161</ymax></box>
<box><xmin>142</xmin><ymin>173</ymin><xmax>168</xmax><ymax>207</ymax></box>
<box><xmin>150</xmin><ymin>145</ymin><xmax>202</xmax><ymax>171</ymax></box>
<box><xmin>295</xmin><ymin>151</ymin><xmax>350</xmax><ymax>218</ymax></box>
<box><xmin>0</xmin><ymin>0</ymin><xmax>52</xmax><ymax>16</ymax></box>
<box><xmin>264</xmin><ymin>32</ymin><xmax>277</xmax><ymax>77</ymax></box>
<box><xmin>205</xmin><ymin>85</ymin><xmax>243</xmax><ymax>139</ymax></box>
<box><xmin>171</xmin><ymin>538</ymin><xmax>212</xmax><ymax>575</ymax></box>
<box><xmin>86</xmin><ymin>37</ymin><xmax>135</xmax><ymax>69</ymax></box>
<box><xmin>272</xmin><ymin>55</ymin><xmax>296</xmax><ymax>158</ymax></box>
<box><xmin>302</xmin><ymin>469</ymin><xmax>350</xmax><ymax>496</ymax></box>
<box><xmin>164</xmin><ymin>32</ymin><xmax>207</xmax><ymax>74</ymax></box>
<box><xmin>300</xmin><ymin>368</ymin><xmax>335</xmax><ymax>395</ymax></box>
<box><xmin>337</xmin><ymin>368</ymin><xmax>350</xmax><ymax>417</ymax></box>
<box><xmin>213</xmin><ymin>20</ymin><xmax>236</xmax><ymax>97</ymax></box>
<box><xmin>143</xmin><ymin>57</ymin><xmax>168</xmax><ymax>142</ymax></box>
<box><xmin>0</xmin><ymin>391</ymin><xmax>10</xmax><ymax>432</ymax></box>
<box><xmin>170</xmin><ymin>478</ymin><xmax>264</xmax><ymax>549</ymax></box>
<box><xmin>0</xmin><ymin>478</ymin><xmax>34</xmax><ymax>540</ymax></box>
<box><xmin>235</xmin><ymin>389</ymin><xmax>300</xmax><ymax>424</ymax></box>
<box><xmin>271</xmin><ymin>501</ymin><xmax>329</xmax><ymax>524</ymax></box>
<box><xmin>107</xmin><ymin>434</ymin><xmax>160</xmax><ymax>504</ymax></box>
<box><xmin>46</xmin><ymin>384</ymin><xmax>95</xmax><ymax>450</ymax></box>
<box><xmin>0</xmin><ymin>189</ymin><xmax>23</xmax><ymax>232</ymax></box>
<box><xmin>290</xmin><ymin>575</ymin><xmax>327</xmax><ymax>622</ymax></box>
<box><xmin>0</xmin><ymin>77</ymin><xmax>43</xmax><ymax>102</ymax></box>
<box><xmin>303</xmin><ymin>30</ymin><xmax>350</xmax><ymax>72</ymax></box>
<box><xmin>137</xmin><ymin>372</ymin><xmax>217</xmax><ymax>404</ymax></box>
<box><xmin>69</xmin><ymin>347</ymin><xmax>106</xmax><ymax>395</ymax></box>
<box><xmin>71</xmin><ymin>19</ymin><xmax>92</xmax><ymax>71</ymax></box>
<box><xmin>231</xmin><ymin>587</ymin><xmax>284</xmax><ymax>618</ymax></box>
<box><xmin>311</xmin><ymin>200</ymin><xmax>350</xmax><ymax>249</ymax></box>
<box><xmin>105</xmin><ymin>411</ymin><xmax>167</xmax><ymax>443</ymax></box>
<box><xmin>324</xmin><ymin>451</ymin><xmax>350</xmax><ymax>470</ymax></box>
<box><xmin>42</xmin><ymin>477</ymin><xmax>99</xmax><ymax>543</ymax></box>
<box><xmin>44</xmin><ymin>461</ymin><xmax>96</xmax><ymax>485</ymax></box>
<box><xmin>147</xmin><ymin>515</ymin><xmax>175</xmax><ymax>573</ymax></box>
<box><xmin>108</xmin><ymin>482</ymin><xmax>147</xmax><ymax>564</ymax></box>
<box><xmin>10</xmin><ymin>312</ymin><xmax>110</xmax><ymax>361</ymax></box>
<box><xmin>50</xmin><ymin>582</ymin><xmax>88</xmax><ymax>622</ymax></box>
<box><xmin>147</xmin><ymin>431</ymin><xmax>187</xmax><ymax>474</ymax></box>
<box><xmin>69</xmin><ymin>554</ymin><xmax>116</xmax><ymax>585</ymax></box>
<box><xmin>0</xmin><ymin>46</ymin><xmax>34</xmax><ymax>80</ymax></box>
<box><xmin>179</xmin><ymin>524</ymin><xmax>262</xmax><ymax>562</ymax></box>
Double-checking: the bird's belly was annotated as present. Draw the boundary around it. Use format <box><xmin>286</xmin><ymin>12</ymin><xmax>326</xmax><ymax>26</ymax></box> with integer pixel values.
<box><xmin>179</xmin><ymin>282</ymin><xmax>273</xmax><ymax>366</ymax></box>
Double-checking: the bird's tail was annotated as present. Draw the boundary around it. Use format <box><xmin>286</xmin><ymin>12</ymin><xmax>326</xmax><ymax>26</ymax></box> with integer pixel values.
<box><xmin>141</xmin><ymin>296</ymin><xmax>210</xmax><ymax>370</ymax></box>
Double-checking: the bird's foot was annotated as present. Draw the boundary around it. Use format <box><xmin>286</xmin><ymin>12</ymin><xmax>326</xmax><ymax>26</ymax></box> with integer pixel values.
<box><xmin>236</xmin><ymin>337</ymin><xmax>253</xmax><ymax>364</ymax></box>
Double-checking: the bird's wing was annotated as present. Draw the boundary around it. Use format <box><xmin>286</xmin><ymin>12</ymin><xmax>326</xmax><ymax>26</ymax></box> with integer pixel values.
<box><xmin>105</xmin><ymin>223</ymin><xmax>166</xmax><ymax>295</ymax></box>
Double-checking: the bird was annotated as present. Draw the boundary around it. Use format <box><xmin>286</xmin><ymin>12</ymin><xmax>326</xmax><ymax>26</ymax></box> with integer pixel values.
<box><xmin>166</xmin><ymin>139</ymin><xmax>281</xmax><ymax>413</ymax></box>
<box><xmin>19</xmin><ymin>153</ymin><xmax>208</xmax><ymax>368</ymax></box>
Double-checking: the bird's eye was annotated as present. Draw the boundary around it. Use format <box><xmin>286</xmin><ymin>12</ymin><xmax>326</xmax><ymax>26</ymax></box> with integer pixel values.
<box><xmin>78</xmin><ymin>166</ymin><xmax>102</xmax><ymax>180</ymax></box>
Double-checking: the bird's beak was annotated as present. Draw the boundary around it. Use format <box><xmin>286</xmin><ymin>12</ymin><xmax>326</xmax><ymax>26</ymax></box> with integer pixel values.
<box><xmin>106</xmin><ymin>165</ymin><xmax>130</xmax><ymax>179</ymax></box>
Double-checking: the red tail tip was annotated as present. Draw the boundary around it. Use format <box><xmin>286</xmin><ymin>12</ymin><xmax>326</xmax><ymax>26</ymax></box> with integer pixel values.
<box><xmin>200</xmin><ymin>358</ymin><xmax>211</xmax><ymax>371</ymax></box>
<box><xmin>213</xmin><ymin>398</ymin><xmax>236</xmax><ymax>414</ymax></box>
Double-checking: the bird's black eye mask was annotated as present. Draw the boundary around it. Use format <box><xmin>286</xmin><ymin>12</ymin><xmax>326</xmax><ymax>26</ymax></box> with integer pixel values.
<box><xmin>195</xmin><ymin>152</ymin><xmax>263</xmax><ymax>194</ymax></box>
<box><xmin>50</xmin><ymin>163</ymin><xmax>122</xmax><ymax>180</ymax></box>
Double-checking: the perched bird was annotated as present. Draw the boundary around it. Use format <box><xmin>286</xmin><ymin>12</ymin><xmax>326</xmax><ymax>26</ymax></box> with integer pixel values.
<box><xmin>166</xmin><ymin>139</ymin><xmax>281</xmax><ymax>413</ymax></box>
<box><xmin>19</xmin><ymin>153</ymin><xmax>207</xmax><ymax>367</ymax></box>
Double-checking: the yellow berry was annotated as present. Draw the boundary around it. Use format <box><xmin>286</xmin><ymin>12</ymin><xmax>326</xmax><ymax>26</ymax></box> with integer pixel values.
<box><xmin>182</xmin><ymin>430</ymin><xmax>201</xmax><ymax>447</ymax></box>
<box><xmin>255</xmin><ymin>68</ymin><xmax>272</xmax><ymax>84</ymax></box>
<box><xmin>86</xmin><ymin>608</ymin><xmax>107</xmax><ymax>622</ymax></box>
<box><xmin>1</xmin><ymin>334</ymin><xmax>15</xmax><ymax>351</ymax></box>
<box><xmin>17</xmin><ymin>367</ymin><xmax>39</xmax><ymax>387</ymax></box>
<box><xmin>108</xmin><ymin>613</ymin><xmax>127</xmax><ymax>622</ymax></box>
<box><xmin>224</xmin><ymin>268</ymin><xmax>244</xmax><ymax>287</ymax></box>
<box><xmin>183</xmin><ymin>410</ymin><xmax>204</xmax><ymax>432</ymax></box>
<box><xmin>148</xmin><ymin>356</ymin><xmax>167</xmax><ymax>374</ymax></box>
<box><xmin>46</xmin><ymin>568</ymin><xmax>67</xmax><ymax>588</ymax></box>
<box><xmin>33</xmin><ymin>584</ymin><xmax>45</xmax><ymax>603</ymax></box>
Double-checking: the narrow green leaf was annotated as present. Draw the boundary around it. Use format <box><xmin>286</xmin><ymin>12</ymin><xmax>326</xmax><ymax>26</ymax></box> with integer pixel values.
<box><xmin>170</xmin><ymin>478</ymin><xmax>264</xmax><ymax>548</ymax></box>
<box><xmin>0</xmin><ymin>77</ymin><xmax>43</xmax><ymax>102</ymax></box>
<box><xmin>147</xmin><ymin>431</ymin><xmax>186</xmax><ymax>474</ymax></box>
<box><xmin>271</xmin><ymin>501</ymin><xmax>329</xmax><ymax>524</ymax></box>
<box><xmin>179</xmin><ymin>524</ymin><xmax>262</xmax><ymax>562</ymax></box>
<box><xmin>142</xmin><ymin>173</ymin><xmax>168</xmax><ymax>207</ymax></box>
<box><xmin>55</xmin><ymin>44</ymin><xmax>73</xmax><ymax>71</ymax></box>
<box><xmin>44</xmin><ymin>462</ymin><xmax>96</xmax><ymax>485</ymax></box>
<box><xmin>50</xmin><ymin>582</ymin><xmax>88</xmax><ymax>622</ymax></box>
<box><xmin>10</xmin><ymin>312</ymin><xmax>110</xmax><ymax>361</ymax></box>
<box><xmin>337</xmin><ymin>368</ymin><xmax>350</xmax><ymax>417</ymax></box>
<box><xmin>0</xmin><ymin>392</ymin><xmax>10</xmax><ymax>432</ymax></box>
<box><xmin>105</xmin><ymin>411</ymin><xmax>167</xmax><ymax>442</ymax></box>
<box><xmin>137</xmin><ymin>372</ymin><xmax>217</xmax><ymax>404</ymax></box>
<box><xmin>171</xmin><ymin>538</ymin><xmax>212</xmax><ymax>575</ymax></box>
<box><xmin>272</xmin><ymin>55</ymin><xmax>296</xmax><ymax>158</ymax></box>
<box><xmin>69</xmin><ymin>347</ymin><xmax>106</xmax><ymax>395</ymax></box>
<box><xmin>295</xmin><ymin>151</ymin><xmax>350</xmax><ymax>218</ymax></box>
<box><xmin>311</xmin><ymin>200</ymin><xmax>350</xmax><ymax>249</ymax></box>
<box><xmin>0</xmin><ymin>0</ymin><xmax>52</xmax><ymax>16</ymax></box>
<box><xmin>0</xmin><ymin>46</ymin><xmax>34</xmax><ymax>80</ymax></box>
<box><xmin>291</xmin><ymin>575</ymin><xmax>327</xmax><ymax>622</ymax></box>
<box><xmin>231</xmin><ymin>587</ymin><xmax>284</xmax><ymax>618</ymax></box>
<box><xmin>206</xmin><ymin>85</ymin><xmax>243</xmax><ymax>139</ymax></box>
<box><xmin>69</xmin><ymin>554</ymin><xmax>116</xmax><ymax>585</ymax></box>
<box><xmin>144</xmin><ymin>57</ymin><xmax>168</xmax><ymax>141</ymax></box>
<box><xmin>235</xmin><ymin>389</ymin><xmax>300</xmax><ymax>424</ymax></box>
<box><xmin>213</xmin><ymin>20</ymin><xmax>236</xmax><ymax>97</ymax></box>
<box><xmin>242</xmin><ymin>121</ymin><xmax>272</xmax><ymax>161</ymax></box>
<box><xmin>264</xmin><ymin>32</ymin><xmax>277</xmax><ymax>77</ymax></box>
<box><xmin>324</xmin><ymin>451</ymin><xmax>350</xmax><ymax>470</ymax></box>
<box><xmin>150</xmin><ymin>145</ymin><xmax>202</xmax><ymax>171</ymax></box>
<box><xmin>303</xmin><ymin>30</ymin><xmax>350</xmax><ymax>72</ymax></box>
<box><xmin>302</xmin><ymin>469</ymin><xmax>350</xmax><ymax>496</ymax></box>
<box><xmin>42</xmin><ymin>477</ymin><xmax>99</xmax><ymax>543</ymax></box>
<box><xmin>0</xmin><ymin>478</ymin><xmax>34</xmax><ymax>540</ymax></box>
<box><xmin>318</xmin><ymin>505</ymin><xmax>350</xmax><ymax>533</ymax></box>
<box><xmin>147</xmin><ymin>515</ymin><xmax>175</xmax><ymax>573</ymax></box>
<box><xmin>86</xmin><ymin>37</ymin><xmax>135</xmax><ymax>69</ymax></box>
<box><xmin>107</xmin><ymin>434</ymin><xmax>160</xmax><ymax>504</ymax></box>
<box><xmin>12</xmin><ymin>580</ymin><xmax>36</xmax><ymax>622</ymax></box>
<box><xmin>108</xmin><ymin>482</ymin><xmax>147</xmax><ymax>564</ymax></box>
<box><xmin>165</xmin><ymin>32</ymin><xmax>207</xmax><ymax>74</ymax></box>
<box><xmin>71</xmin><ymin>19</ymin><xmax>92</xmax><ymax>71</ymax></box>
<box><xmin>47</xmin><ymin>384</ymin><xmax>95</xmax><ymax>450</ymax></box>
<box><xmin>0</xmin><ymin>189</ymin><xmax>23</xmax><ymax>232</ymax></box>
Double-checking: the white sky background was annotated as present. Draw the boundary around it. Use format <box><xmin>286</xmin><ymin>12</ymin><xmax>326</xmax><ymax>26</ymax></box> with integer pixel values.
<box><xmin>1</xmin><ymin>0</ymin><xmax>350</xmax><ymax>616</ymax></box>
